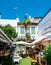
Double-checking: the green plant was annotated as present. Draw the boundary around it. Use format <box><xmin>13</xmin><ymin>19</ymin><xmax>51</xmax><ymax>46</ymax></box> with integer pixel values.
<box><xmin>42</xmin><ymin>44</ymin><xmax>51</xmax><ymax>65</ymax></box>
<box><xmin>21</xmin><ymin>16</ymin><xmax>31</xmax><ymax>40</ymax></box>
<box><xmin>18</xmin><ymin>38</ymin><xmax>25</xmax><ymax>41</ymax></box>
<box><xmin>0</xmin><ymin>24</ymin><xmax>17</xmax><ymax>39</ymax></box>
<box><xmin>26</xmin><ymin>34</ymin><xmax>31</xmax><ymax>41</ymax></box>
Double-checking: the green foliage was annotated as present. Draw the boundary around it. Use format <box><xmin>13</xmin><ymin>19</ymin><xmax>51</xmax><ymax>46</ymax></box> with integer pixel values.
<box><xmin>2</xmin><ymin>56</ymin><xmax>13</xmax><ymax>65</ymax></box>
<box><xmin>21</xmin><ymin>16</ymin><xmax>31</xmax><ymax>41</ymax></box>
<box><xmin>0</xmin><ymin>24</ymin><xmax>17</xmax><ymax>39</ymax></box>
<box><xmin>18</xmin><ymin>38</ymin><xmax>25</xmax><ymax>41</ymax></box>
<box><xmin>42</xmin><ymin>44</ymin><xmax>51</xmax><ymax>64</ymax></box>
<box><xmin>22</xmin><ymin>17</ymin><xmax>31</xmax><ymax>28</ymax></box>
<box><xmin>26</xmin><ymin>34</ymin><xmax>31</xmax><ymax>41</ymax></box>
<box><xmin>20</xmin><ymin>54</ymin><xmax>28</xmax><ymax>58</ymax></box>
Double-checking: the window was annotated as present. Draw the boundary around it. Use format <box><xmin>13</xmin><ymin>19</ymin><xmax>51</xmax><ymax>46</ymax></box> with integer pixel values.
<box><xmin>20</xmin><ymin>26</ymin><xmax>24</xmax><ymax>34</ymax></box>
<box><xmin>20</xmin><ymin>36</ymin><xmax>25</xmax><ymax>39</ymax></box>
<box><xmin>31</xmin><ymin>27</ymin><xmax>35</xmax><ymax>34</ymax></box>
<box><xmin>27</xmin><ymin>27</ymin><xmax>30</xmax><ymax>34</ymax></box>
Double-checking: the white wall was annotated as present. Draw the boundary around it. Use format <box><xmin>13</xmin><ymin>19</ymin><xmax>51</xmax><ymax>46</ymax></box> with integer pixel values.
<box><xmin>0</xmin><ymin>19</ymin><xmax>18</xmax><ymax>32</ymax></box>
<box><xmin>17</xmin><ymin>25</ymin><xmax>38</xmax><ymax>40</ymax></box>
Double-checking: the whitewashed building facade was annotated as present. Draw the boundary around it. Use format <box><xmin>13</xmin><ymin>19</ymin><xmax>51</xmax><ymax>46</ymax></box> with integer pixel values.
<box><xmin>17</xmin><ymin>17</ymin><xmax>41</xmax><ymax>40</ymax></box>
<box><xmin>0</xmin><ymin>16</ymin><xmax>41</xmax><ymax>40</ymax></box>
<box><xmin>0</xmin><ymin>18</ymin><xmax>19</xmax><ymax>32</ymax></box>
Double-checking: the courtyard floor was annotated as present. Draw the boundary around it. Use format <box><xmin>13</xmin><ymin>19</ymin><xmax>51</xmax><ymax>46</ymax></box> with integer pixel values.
<box><xmin>15</xmin><ymin>56</ymin><xmax>32</xmax><ymax>65</ymax></box>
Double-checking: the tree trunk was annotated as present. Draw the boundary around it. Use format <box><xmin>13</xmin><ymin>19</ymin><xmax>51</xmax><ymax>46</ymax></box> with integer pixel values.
<box><xmin>25</xmin><ymin>27</ymin><xmax>27</xmax><ymax>41</ymax></box>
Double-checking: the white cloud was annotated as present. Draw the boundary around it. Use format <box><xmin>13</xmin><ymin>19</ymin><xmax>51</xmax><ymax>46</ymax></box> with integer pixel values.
<box><xmin>13</xmin><ymin>7</ymin><xmax>18</xmax><ymax>10</ymax></box>
<box><xmin>25</xmin><ymin>13</ymin><xmax>29</xmax><ymax>16</ymax></box>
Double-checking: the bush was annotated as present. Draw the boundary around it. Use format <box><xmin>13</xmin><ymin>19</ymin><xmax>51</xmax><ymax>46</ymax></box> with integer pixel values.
<box><xmin>20</xmin><ymin>54</ymin><xmax>28</xmax><ymax>58</ymax></box>
<box><xmin>42</xmin><ymin>44</ymin><xmax>51</xmax><ymax>65</ymax></box>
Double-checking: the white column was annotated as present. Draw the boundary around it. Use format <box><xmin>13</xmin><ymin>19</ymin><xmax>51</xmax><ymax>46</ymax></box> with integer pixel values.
<box><xmin>30</xmin><ymin>26</ymin><xmax>31</xmax><ymax>34</ymax></box>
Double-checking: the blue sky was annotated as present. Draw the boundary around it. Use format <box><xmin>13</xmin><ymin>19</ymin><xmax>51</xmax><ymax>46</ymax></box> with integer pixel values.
<box><xmin>0</xmin><ymin>0</ymin><xmax>51</xmax><ymax>21</ymax></box>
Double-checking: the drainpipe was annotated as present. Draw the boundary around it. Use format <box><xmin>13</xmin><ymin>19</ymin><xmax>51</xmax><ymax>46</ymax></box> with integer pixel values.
<box><xmin>38</xmin><ymin>52</ymin><xmax>43</xmax><ymax>65</ymax></box>
<box><xmin>38</xmin><ymin>52</ymin><xmax>41</xmax><ymax>64</ymax></box>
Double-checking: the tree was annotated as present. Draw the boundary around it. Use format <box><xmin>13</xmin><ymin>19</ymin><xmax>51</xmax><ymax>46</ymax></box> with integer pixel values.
<box><xmin>42</xmin><ymin>44</ymin><xmax>51</xmax><ymax>65</ymax></box>
<box><xmin>26</xmin><ymin>34</ymin><xmax>31</xmax><ymax>41</ymax></box>
<box><xmin>0</xmin><ymin>24</ymin><xmax>17</xmax><ymax>40</ymax></box>
<box><xmin>22</xmin><ymin>15</ymin><xmax>31</xmax><ymax>40</ymax></box>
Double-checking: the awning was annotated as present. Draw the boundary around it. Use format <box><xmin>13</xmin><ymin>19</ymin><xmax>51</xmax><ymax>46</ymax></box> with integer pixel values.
<box><xmin>0</xmin><ymin>38</ymin><xmax>9</xmax><ymax>44</ymax></box>
<box><xmin>13</xmin><ymin>41</ymin><xmax>30</xmax><ymax>45</ymax></box>
<box><xmin>30</xmin><ymin>36</ymin><xmax>46</xmax><ymax>46</ymax></box>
